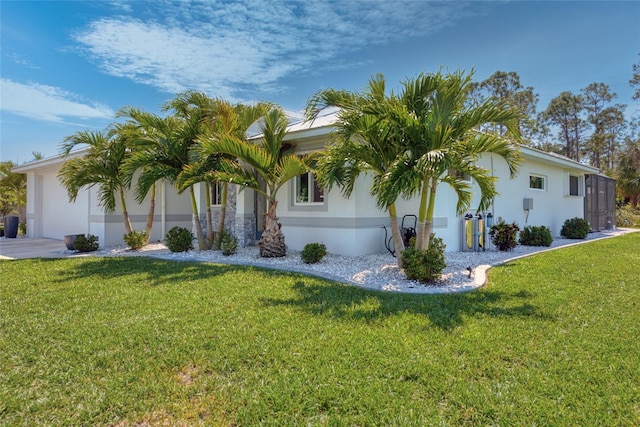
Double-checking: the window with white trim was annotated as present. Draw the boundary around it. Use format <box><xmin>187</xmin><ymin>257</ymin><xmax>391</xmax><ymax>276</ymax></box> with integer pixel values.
<box><xmin>569</xmin><ymin>174</ymin><xmax>581</xmax><ymax>196</ymax></box>
<box><xmin>294</xmin><ymin>172</ymin><xmax>324</xmax><ymax>205</ymax></box>
<box><xmin>529</xmin><ymin>174</ymin><xmax>546</xmax><ymax>191</ymax></box>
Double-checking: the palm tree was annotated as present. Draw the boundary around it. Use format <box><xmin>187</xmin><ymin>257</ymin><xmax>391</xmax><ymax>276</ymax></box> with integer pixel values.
<box><xmin>178</xmin><ymin>98</ymin><xmax>271</xmax><ymax>249</ymax></box>
<box><xmin>121</xmin><ymin>92</ymin><xmax>235</xmax><ymax>251</ymax></box>
<box><xmin>114</xmin><ymin>121</ymin><xmax>157</xmax><ymax>244</ymax></box>
<box><xmin>381</xmin><ymin>70</ymin><xmax>523</xmax><ymax>250</ymax></box>
<box><xmin>58</xmin><ymin>127</ymin><xmax>134</xmax><ymax>234</ymax></box>
<box><xmin>0</xmin><ymin>161</ymin><xmax>27</xmax><ymax>221</ymax></box>
<box><xmin>305</xmin><ymin>74</ymin><xmax>408</xmax><ymax>263</ymax></box>
<box><xmin>197</xmin><ymin>106</ymin><xmax>313</xmax><ymax>257</ymax></box>
<box><xmin>117</xmin><ymin>107</ymin><xmax>208</xmax><ymax>247</ymax></box>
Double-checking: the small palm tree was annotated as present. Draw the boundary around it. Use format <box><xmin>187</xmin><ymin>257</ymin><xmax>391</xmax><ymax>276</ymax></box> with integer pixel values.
<box><xmin>381</xmin><ymin>70</ymin><xmax>523</xmax><ymax>250</ymax></box>
<box><xmin>197</xmin><ymin>107</ymin><xmax>313</xmax><ymax>257</ymax></box>
<box><xmin>305</xmin><ymin>74</ymin><xmax>408</xmax><ymax>264</ymax></box>
<box><xmin>58</xmin><ymin>127</ymin><xmax>134</xmax><ymax>234</ymax></box>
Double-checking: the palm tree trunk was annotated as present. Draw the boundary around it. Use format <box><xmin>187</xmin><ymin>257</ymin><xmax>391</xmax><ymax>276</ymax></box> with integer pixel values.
<box><xmin>119</xmin><ymin>189</ymin><xmax>133</xmax><ymax>234</ymax></box>
<box><xmin>258</xmin><ymin>199</ymin><xmax>286</xmax><ymax>257</ymax></box>
<box><xmin>205</xmin><ymin>182</ymin><xmax>214</xmax><ymax>249</ymax></box>
<box><xmin>421</xmin><ymin>179</ymin><xmax>438</xmax><ymax>250</ymax></box>
<box><xmin>415</xmin><ymin>175</ymin><xmax>430</xmax><ymax>250</ymax></box>
<box><xmin>144</xmin><ymin>182</ymin><xmax>156</xmax><ymax>245</ymax></box>
<box><xmin>212</xmin><ymin>182</ymin><xmax>228</xmax><ymax>250</ymax></box>
<box><xmin>189</xmin><ymin>186</ymin><xmax>207</xmax><ymax>250</ymax></box>
<box><xmin>388</xmin><ymin>203</ymin><xmax>405</xmax><ymax>266</ymax></box>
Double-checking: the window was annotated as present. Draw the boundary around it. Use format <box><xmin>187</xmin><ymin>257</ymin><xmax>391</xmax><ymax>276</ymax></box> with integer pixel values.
<box><xmin>210</xmin><ymin>182</ymin><xmax>223</xmax><ymax>206</ymax></box>
<box><xmin>448</xmin><ymin>169</ymin><xmax>471</xmax><ymax>182</ymax></box>
<box><xmin>529</xmin><ymin>174</ymin><xmax>546</xmax><ymax>191</ymax></box>
<box><xmin>565</xmin><ymin>174</ymin><xmax>584</xmax><ymax>196</ymax></box>
<box><xmin>294</xmin><ymin>172</ymin><xmax>324</xmax><ymax>205</ymax></box>
<box><xmin>569</xmin><ymin>174</ymin><xmax>580</xmax><ymax>196</ymax></box>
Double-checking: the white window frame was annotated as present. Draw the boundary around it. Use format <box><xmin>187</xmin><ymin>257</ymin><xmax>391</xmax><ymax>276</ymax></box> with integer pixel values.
<box><xmin>293</xmin><ymin>172</ymin><xmax>325</xmax><ymax>206</ymax></box>
<box><xmin>567</xmin><ymin>174</ymin><xmax>583</xmax><ymax>197</ymax></box>
<box><xmin>529</xmin><ymin>174</ymin><xmax>546</xmax><ymax>191</ymax></box>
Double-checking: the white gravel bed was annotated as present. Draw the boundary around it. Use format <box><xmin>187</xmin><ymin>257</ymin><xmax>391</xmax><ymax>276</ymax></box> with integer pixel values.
<box><xmin>69</xmin><ymin>229</ymin><xmax>633</xmax><ymax>294</ymax></box>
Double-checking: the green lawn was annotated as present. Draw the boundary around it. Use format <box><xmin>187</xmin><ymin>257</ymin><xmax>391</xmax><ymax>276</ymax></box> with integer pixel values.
<box><xmin>1</xmin><ymin>233</ymin><xmax>639</xmax><ymax>426</ymax></box>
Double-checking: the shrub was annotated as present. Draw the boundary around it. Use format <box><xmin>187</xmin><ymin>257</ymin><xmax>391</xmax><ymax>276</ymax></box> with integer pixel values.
<box><xmin>616</xmin><ymin>204</ymin><xmax>640</xmax><ymax>228</ymax></box>
<box><xmin>220</xmin><ymin>229</ymin><xmax>238</xmax><ymax>256</ymax></box>
<box><xmin>18</xmin><ymin>223</ymin><xmax>26</xmax><ymax>235</ymax></box>
<box><xmin>402</xmin><ymin>236</ymin><xmax>446</xmax><ymax>283</ymax></box>
<box><xmin>124</xmin><ymin>230</ymin><xmax>147</xmax><ymax>250</ymax></box>
<box><xmin>560</xmin><ymin>217</ymin><xmax>590</xmax><ymax>239</ymax></box>
<box><xmin>301</xmin><ymin>243</ymin><xmax>327</xmax><ymax>264</ymax></box>
<box><xmin>165</xmin><ymin>226</ymin><xmax>194</xmax><ymax>252</ymax></box>
<box><xmin>519</xmin><ymin>225</ymin><xmax>553</xmax><ymax>247</ymax></box>
<box><xmin>489</xmin><ymin>220</ymin><xmax>520</xmax><ymax>251</ymax></box>
<box><xmin>73</xmin><ymin>234</ymin><xmax>99</xmax><ymax>252</ymax></box>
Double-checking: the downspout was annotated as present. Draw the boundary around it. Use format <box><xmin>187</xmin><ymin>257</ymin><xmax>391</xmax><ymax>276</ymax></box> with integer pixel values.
<box><xmin>490</xmin><ymin>154</ymin><xmax>495</xmax><ymax>218</ymax></box>
<box><xmin>161</xmin><ymin>180</ymin><xmax>166</xmax><ymax>238</ymax></box>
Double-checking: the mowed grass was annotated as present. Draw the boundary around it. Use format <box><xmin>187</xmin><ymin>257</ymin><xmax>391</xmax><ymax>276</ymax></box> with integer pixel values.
<box><xmin>1</xmin><ymin>233</ymin><xmax>639</xmax><ymax>426</ymax></box>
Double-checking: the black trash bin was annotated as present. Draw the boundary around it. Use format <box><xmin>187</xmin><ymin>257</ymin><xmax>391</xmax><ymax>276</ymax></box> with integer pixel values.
<box><xmin>4</xmin><ymin>215</ymin><xmax>19</xmax><ymax>238</ymax></box>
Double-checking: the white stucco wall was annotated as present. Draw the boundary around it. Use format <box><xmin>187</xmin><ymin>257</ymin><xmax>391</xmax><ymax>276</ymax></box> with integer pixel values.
<box><xmin>484</xmin><ymin>153</ymin><xmax>588</xmax><ymax>237</ymax></box>
<box><xmin>274</xmin><ymin>147</ymin><xmax>597</xmax><ymax>256</ymax></box>
<box><xmin>96</xmin><ymin>179</ymin><xmax>193</xmax><ymax>246</ymax></box>
<box><xmin>29</xmin><ymin>163</ymin><xmax>92</xmax><ymax>240</ymax></box>
<box><xmin>278</xmin><ymin>174</ymin><xmax>394</xmax><ymax>256</ymax></box>
<box><xmin>16</xmin><ymin>156</ymin><xmax>193</xmax><ymax>248</ymax></box>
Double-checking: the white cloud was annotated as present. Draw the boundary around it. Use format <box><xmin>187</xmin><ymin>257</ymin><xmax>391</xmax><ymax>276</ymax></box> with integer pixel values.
<box><xmin>0</xmin><ymin>79</ymin><xmax>114</xmax><ymax>123</ymax></box>
<box><xmin>72</xmin><ymin>0</ymin><xmax>483</xmax><ymax>99</ymax></box>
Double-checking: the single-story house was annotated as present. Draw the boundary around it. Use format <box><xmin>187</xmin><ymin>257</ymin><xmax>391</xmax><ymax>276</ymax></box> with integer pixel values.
<box><xmin>13</xmin><ymin>110</ymin><xmax>614</xmax><ymax>255</ymax></box>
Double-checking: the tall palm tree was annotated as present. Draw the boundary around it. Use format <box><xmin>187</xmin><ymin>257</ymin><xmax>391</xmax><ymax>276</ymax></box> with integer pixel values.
<box><xmin>117</xmin><ymin>107</ymin><xmax>208</xmax><ymax>247</ymax></box>
<box><xmin>58</xmin><ymin>127</ymin><xmax>134</xmax><ymax>234</ymax></box>
<box><xmin>178</xmin><ymin>98</ymin><xmax>271</xmax><ymax>249</ymax></box>
<box><xmin>114</xmin><ymin>121</ymin><xmax>157</xmax><ymax>244</ymax></box>
<box><xmin>381</xmin><ymin>70</ymin><xmax>523</xmax><ymax>250</ymax></box>
<box><xmin>305</xmin><ymin>74</ymin><xmax>408</xmax><ymax>264</ymax></box>
<box><xmin>197</xmin><ymin>106</ymin><xmax>313</xmax><ymax>257</ymax></box>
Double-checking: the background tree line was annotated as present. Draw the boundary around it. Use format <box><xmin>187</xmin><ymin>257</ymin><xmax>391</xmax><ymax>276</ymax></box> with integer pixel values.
<box><xmin>470</xmin><ymin>53</ymin><xmax>640</xmax><ymax>207</ymax></box>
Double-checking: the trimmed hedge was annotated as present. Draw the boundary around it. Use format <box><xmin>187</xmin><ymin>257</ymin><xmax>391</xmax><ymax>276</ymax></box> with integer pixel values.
<box><xmin>519</xmin><ymin>225</ymin><xmax>553</xmax><ymax>247</ymax></box>
<box><xmin>560</xmin><ymin>217</ymin><xmax>590</xmax><ymax>239</ymax></box>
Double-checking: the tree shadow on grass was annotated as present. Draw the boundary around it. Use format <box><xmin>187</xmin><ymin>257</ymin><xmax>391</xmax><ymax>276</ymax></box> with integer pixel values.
<box><xmin>43</xmin><ymin>256</ymin><xmax>246</xmax><ymax>287</ymax></box>
<box><xmin>261</xmin><ymin>278</ymin><xmax>552</xmax><ymax>331</ymax></box>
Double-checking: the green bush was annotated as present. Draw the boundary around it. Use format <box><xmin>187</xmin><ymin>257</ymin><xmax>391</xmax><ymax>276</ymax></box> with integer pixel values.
<box><xmin>560</xmin><ymin>217</ymin><xmax>590</xmax><ymax>239</ymax></box>
<box><xmin>124</xmin><ymin>230</ymin><xmax>147</xmax><ymax>250</ymax></box>
<box><xmin>519</xmin><ymin>225</ymin><xmax>553</xmax><ymax>247</ymax></box>
<box><xmin>73</xmin><ymin>234</ymin><xmax>99</xmax><ymax>252</ymax></box>
<box><xmin>402</xmin><ymin>236</ymin><xmax>446</xmax><ymax>283</ymax></box>
<box><xmin>220</xmin><ymin>229</ymin><xmax>238</xmax><ymax>256</ymax></box>
<box><xmin>489</xmin><ymin>220</ymin><xmax>520</xmax><ymax>251</ymax></box>
<box><xmin>18</xmin><ymin>223</ymin><xmax>26</xmax><ymax>235</ymax></box>
<box><xmin>301</xmin><ymin>243</ymin><xmax>328</xmax><ymax>264</ymax></box>
<box><xmin>165</xmin><ymin>226</ymin><xmax>194</xmax><ymax>252</ymax></box>
<box><xmin>616</xmin><ymin>204</ymin><xmax>640</xmax><ymax>228</ymax></box>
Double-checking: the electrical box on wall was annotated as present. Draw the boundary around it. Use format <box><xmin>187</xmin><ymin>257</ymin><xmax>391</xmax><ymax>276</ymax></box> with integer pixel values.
<box><xmin>523</xmin><ymin>198</ymin><xmax>533</xmax><ymax>210</ymax></box>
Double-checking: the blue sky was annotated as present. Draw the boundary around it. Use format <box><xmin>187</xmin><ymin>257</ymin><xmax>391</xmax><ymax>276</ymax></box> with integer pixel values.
<box><xmin>1</xmin><ymin>0</ymin><xmax>639</xmax><ymax>163</ymax></box>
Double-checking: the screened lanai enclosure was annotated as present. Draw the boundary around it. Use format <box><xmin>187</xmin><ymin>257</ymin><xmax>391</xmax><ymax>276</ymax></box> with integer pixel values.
<box><xmin>585</xmin><ymin>174</ymin><xmax>616</xmax><ymax>231</ymax></box>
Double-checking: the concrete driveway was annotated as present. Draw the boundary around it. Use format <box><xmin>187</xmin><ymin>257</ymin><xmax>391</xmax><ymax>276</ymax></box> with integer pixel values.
<box><xmin>0</xmin><ymin>238</ymin><xmax>72</xmax><ymax>260</ymax></box>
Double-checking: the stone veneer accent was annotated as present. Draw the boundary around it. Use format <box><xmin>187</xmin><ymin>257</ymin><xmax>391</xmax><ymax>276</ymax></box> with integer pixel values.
<box><xmin>236</xmin><ymin>214</ymin><xmax>256</xmax><ymax>247</ymax></box>
<box><xmin>193</xmin><ymin>184</ymin><xmax>256</xmax><ymax>247</ymax></box>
